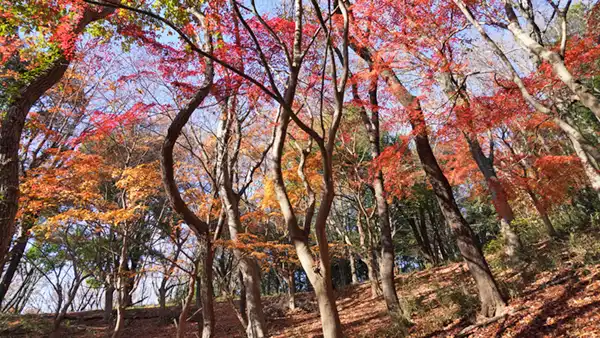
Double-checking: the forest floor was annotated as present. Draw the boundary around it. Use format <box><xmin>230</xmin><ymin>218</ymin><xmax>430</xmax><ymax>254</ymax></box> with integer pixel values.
<box><xmin>2</xmin><ymin>238</ymin><xmax>600</xmax><ymax>337</ymax></box>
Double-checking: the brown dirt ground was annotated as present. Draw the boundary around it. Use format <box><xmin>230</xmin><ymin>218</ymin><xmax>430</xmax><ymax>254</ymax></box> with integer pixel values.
<box><xmin>3</xmin><ymin>253</ymin><xmax>600</xmax><ymax>337</ymax></box>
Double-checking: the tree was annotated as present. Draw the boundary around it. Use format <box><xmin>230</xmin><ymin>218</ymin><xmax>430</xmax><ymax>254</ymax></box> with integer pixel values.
<box><xmin>348</xmin><ymin>0</ymin><xmax>507</xmax><ymax>317</ymax></box>
<box><xmin>0</xmin><ymin>0</ymin><xmax>114</xmax><ymax>263</ymax></box>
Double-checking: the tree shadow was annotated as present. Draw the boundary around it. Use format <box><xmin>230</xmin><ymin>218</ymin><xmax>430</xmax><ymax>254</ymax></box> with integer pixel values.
<box><xmin>493</xmin><ymin>271</ymin><xmax>599</xmax><ymax>337</ymax></box>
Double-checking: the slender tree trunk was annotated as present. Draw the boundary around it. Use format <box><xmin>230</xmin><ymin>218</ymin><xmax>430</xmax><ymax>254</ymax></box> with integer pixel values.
<box><xmin>238</xmin><ymin>270</ymin><xmax>247</xmax><ymax>323</ymax></box>
<box><xmin>418</xmin><ymin>207</ymin><xmax>437</xmax><ymax>264</ymax></box>
<box><xmin>215</xmin><ymin>101</ymin><xmax>267</xmax><ymax>338</ymax></box>
<box><xmin>199</xmin><ymin>233</ymin><xmax>215</xmax><ymax>338</ymax></box>
<box><xmin>158</xmin><ymin>281</ymin><xmax>167</xmax><ymax>322</ymax></box>
<box><xmin>176</xmin><ymin>266</ymin><xmax>197</xmax><ymax>338</ymax></box>
<box><xmin>438</xmin><ymin>70</ymin><xmax>523</xmax><ymax>260</ymax></box>
<box><xmin>557</xmin><ymin>120</ymin><xmax>600</xmax><ymax>192</ymax></box>
<box><xmin>469</xmin><ymin>136</ymin><xmax>523</xmax><ymax>258</ymax></box>
<box><xmin>219</xmin><ymin>195</ymin><xmax>266</xmax><ymax>337</ymax></box>
<box><xmin>408</xmin><ymin>217</ymin><xmax>435</xmax><ymax>264</ymax></box>
<box><xmin>527</xmin><ymin>189</ymin><xmax>558</xmax><ymax>237</ymax></box>
<box><xmin>286</xmin><ymin>269</ymin><xmax>296</xmax><ymax>310</ymax></box>
<box><xmin>363</xmin><ymin>250</ymin><xmax>381</xmax><ymax>299</ymax></box>
<box><xmin>354</xmin><ymin>76</ymin><xmax>405</xmax><ymax>318</ymax></box>
<box><xmin>432</xmin><ymin>222</ymin><xmax>449</xmax><ymax>261</ymax></box>
<box><xmin>112</xmin><ymin>232</ymin><xmax>129</xmax><ymax>338</ymax></box>
<box><xmin>373</xmin><ymin>173</ymin><xmax>406</xmax><ymax>317</ymax></box>
<box><xmin>52</xmin><ymin>275</ymin><xmax>86</xmax><ymax>333</ymax></box>
<box><xmin>355</xmin><ymin>217</ymin><xmax>380</xmax><ymax>297</ymax></box>
<box><xmin>195</xmin><ymin>278</ymin><xmax>201</xmax><ymax>308</ymax></box>
<box><xmin>503</xmin><ymin>4</ymin><xmax>600</xmax><ymax>121</ymax></box>
<box><xmin>0</xmin><ymin>225</ymin><xmax>30</xmax><ymax>306</ymax></box>
<box><xmin>104</xmin><ymin>284</ymin><xmax>114</xmax><ymax>322</ymax></box>
<box><xmin>347</xmin><ymin>250</ymin><xmax>358</xmax><ymax>285</ymax></box>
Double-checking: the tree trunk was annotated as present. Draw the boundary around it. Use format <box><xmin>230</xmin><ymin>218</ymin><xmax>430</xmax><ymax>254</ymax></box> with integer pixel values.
<box><xmin>356</xmin><ymin>50</ymin><xmax>507</xmax><ymax>316</ymax></box>
<box><xmin>354</xmin><ymin>75</ymin><xmax>405</xmax><ymax>318</ymax></box>
<box><xmin>504</xmin><ymin>4</ymin><xmax>600</xmax><ymax>121</ymax></box>
<box><xmin>555</xmin><ymin>119</ymin><xmax>600</xmax><ymax>193</ymax></box>
<box><xmin>467</xmin><ymin>136</ymin><xmax>522</xmax><ymax>256</ymax></box>
<box><xmin>373</xmin><ymin>173</ymin><xmax>406</xmax><ymax>317</ymax></box>
<box><xmin>0</xmin><ymin>6</ymin><xmax>114</xmax><ymax>264</ymax></box>
<box><xmin>0</xmin><ymin>67</ymin><xmax>65</xmax><ymax>264</ymax></box>
<box><xmin>238</xmin><ymin>270</ymin><xmax>247</xmax><ymax>323</ymax></box>
<box><xmin>348</xmin><ymin>250</ymin><xmax>358</xmax><ymax>285</ymax></box>
<box><xmin>198</xmin><ymin>233</ymin><xmax>215</xmax><ymax>338</ymax></box>
<box><xmin>112</xmin><ymin>232</ymin><xmax>129</xmax><ymax>338</ymax></box>
<box><xmin>104</xmin><ymin>284</ymin><xmax>114</xmax><ymax>322</ymax></box>
<box><xmin>195</xmin><ymin>278</ymin><xmax>201</xmax><ymax>308</ymax></box>
<box><xmin>52</xmin><ymin>274</ymin><xmax>86</xmax><ymax>334</ymax></box>
<box><xmin>408</xmin><ymin>217</ymin><xmax>435</xmax><ymax>264</ymax></box>
<box><xmin>158</xmin><ymin>282</ymin><xmax>167</xmax><ymax>322</ymax></box>
<box><xmin>411</xmin><ymin>116</ymin><xmax>507</xmax><ymax>316</ymax></box>
<box><xmin>219</xmin><ymin>200</ymin><xmax>265</xmax><ymax>338</ymax></box>
<box><xmin>363</xmin><ymin>250</ymin><xmax>381</xmax><ymax>299</ymax></box>
<box><xmin>527</xmin><ymin>189</ymin><xmax>558</xmax><ymax>237</ymax></box>
<box><xmin>291</xmin><ymin>239</ymin><xmax>343</xmax><ymax>338</ymax></box>
<box><xmin>418</xmin><ymin>207</ymin><xmax>438</xmax><ymax>264</ymax></box>
<box><xmin>431</xmin><ymin>222</ymin><xmax>449</xmax><ymax>261</ymax></box>
<box><xmin>238</xmin><ymin>258</ymin><xmax>266</xmax><ymax>338</ymax></box>
<box><xmin>215</xmin><ymin>100</ymin><xmax>267</xmax><ymax>338</ymax></box>
<box><xmin>437</xmin><ymin>69</ymin><xmax>523</xmax><ymax>260</ymax></box>
<box><xmin>176</xmin><ymin>269</ymin><xmax>197</xmax><ymax>338</ymax></box>
<box><xmin>267</xmin><ymin>3</ymin><xmax>345</xmax><ymax>331</ymax></box>
<box><xmin>0</xmin><ymin>225</ymin><xmax>30</xmax><ymax>306</ymax></box>
<box><xmin>286</xmin><ymin>269</ymin><xmax>296</xmax><ymax>310</ymax></box>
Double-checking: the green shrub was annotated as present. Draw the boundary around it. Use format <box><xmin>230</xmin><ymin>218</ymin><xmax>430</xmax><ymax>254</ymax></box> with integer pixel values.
<box><xmin>568</xmin><ymin>232</ymin><xmax>600</xmax><ymax>265</ymax></box>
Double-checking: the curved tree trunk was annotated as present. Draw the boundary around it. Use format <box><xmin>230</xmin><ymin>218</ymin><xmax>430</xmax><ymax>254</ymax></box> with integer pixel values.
<box><xmin>0</xmin><ymin>224</ymin><xmax>31</xmax><ymax>306</ymax></box>
<box><xmin>554</xmin><ymin>118</ymin><xmax>600</xmax><ymax>193</ymax></box>
<box><xmin>0</xmin><ymin>6</ymin><xmax>114</xmax><ymax>264</ymax></box>
<box><xmin>467</xmin><ymin>136</ymin><xmax>523</xmax><ymax>258</ymax></box>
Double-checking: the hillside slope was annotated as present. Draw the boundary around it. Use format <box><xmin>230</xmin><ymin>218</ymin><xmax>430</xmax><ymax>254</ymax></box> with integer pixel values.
<box><xmin>2</xmin><ymin>245</ymin><xmax>600</xmax><ymax>337</ymax></box>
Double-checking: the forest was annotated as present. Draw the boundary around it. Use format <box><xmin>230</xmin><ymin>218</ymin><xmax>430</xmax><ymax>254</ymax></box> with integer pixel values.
<box><xmin>1</xmin><ymin>0</ymin><xmax>600</xmax><ymax>337</ymax></box>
